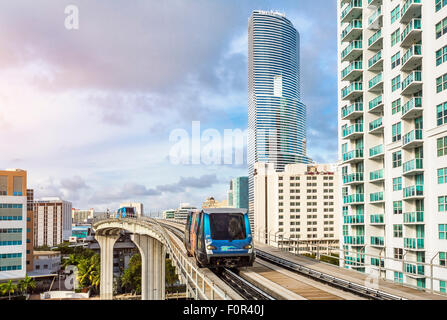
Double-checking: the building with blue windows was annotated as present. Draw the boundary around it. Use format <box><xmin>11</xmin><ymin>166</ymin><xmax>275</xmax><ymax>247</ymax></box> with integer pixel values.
<box><xmin>248</xmin><ymin>10</ymin><xmax>311</xmax><ymax>225</ymax></box>
<box><xmin>228</xmin><ymin>177</ymin><xmax>249</xmax><ymax>210</ymax></box>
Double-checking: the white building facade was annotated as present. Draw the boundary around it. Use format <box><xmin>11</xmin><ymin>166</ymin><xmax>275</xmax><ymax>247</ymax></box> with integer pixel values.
<box><xmin>120</xmin><ymin>202</ymin><xmax>144</xmax><ymax>217</ymax></box>
<box><xmin>338</xmin><ymin>0</ymin><xmax>447</xmax><ymax>292</ymax></box>
<box><xmin>34</xmin><ymin>198</ymin><xmax>72</xmax><ymax>247</ymax></box>
<box><xmin>254</xmin><ymin>163</ymin><xmax>339</xmax><ymax>251</ymax></box>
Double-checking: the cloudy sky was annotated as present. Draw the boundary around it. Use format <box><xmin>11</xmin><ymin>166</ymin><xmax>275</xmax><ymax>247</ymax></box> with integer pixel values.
<box><xmin>0</xmin><ymin>0</ymin><xmax>338</xmax><ymax>214</ymax></box>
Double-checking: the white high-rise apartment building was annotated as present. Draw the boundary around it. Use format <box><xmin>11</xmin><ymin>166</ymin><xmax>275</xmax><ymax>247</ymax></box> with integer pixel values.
<box><xmin>338</xmin><ymin>0</ymin><xmax>447</xmax><ymax>292</ymax></box>
<box><xmin>254</xmin><ymin>163</ymin><xmax>339</xmax><ymax>251</ymax></box>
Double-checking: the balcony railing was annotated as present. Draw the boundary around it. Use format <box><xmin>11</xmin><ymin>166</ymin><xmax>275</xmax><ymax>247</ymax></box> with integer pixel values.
<box><xmin>402</xmin><ymin>97</ymin><xmax>422</xmax><ymax>118</ymax></box>
<box><xmin>369</xmin><ymin>144</ymin><xmax>383</xmax><ymax>158</ymax></box>
<box><xmin>342</xmin><ymin>102</ymin><xmax>363</xmax><ymax>119</ymax></box>
<box><xmin>402</xmin><ymin>129</ymin><xmax>423</xmax><ymax>147</ymax></box>
<box><xmin>341</xmin><ymin>19</ymin><xmax>363</xmax><ymax>41</ymax></box>
<box><xmin>343</xmin><ymin>193</ymin><xmax>365</xmax><ymax>204</ymax></box>
<box><xmin>370</xmin><ymin>214</ymin><xmax>384</xmax><ymax>224</ymax></box>
<box><xmin>371</xmin><ymin>236</ymin><xmax>384</xmax><ymax>246</ymax></box>
<box><xmin>341</xmin><ymin>0</ymin><xmax>363</xmax><ymax>21</ymax></box>
<box><xmin>343</xmin><ymin>172</ymin><xmax>364</xmax><ymax>184</ymax></box>
<box><xmin>344</xmin><ymin>235</ymin><xmax>365</xmax><ymax>245</ymax></box>
<box><xmin>403</xmin><ymin>184</ymin><xmax>424</xmax><ymax>199</ymax></box>
<box><xmin>342</xmin><ymin>148</ymin><xmax>364</xmax><ymax>162</ymax></box>
<box><xmin>342</xmin><ymin>123</ymin><xmax>363</xmax><ymax>138</ymax></box>
<box><xmin>369</xmin><ymin>117</ymin><xmax>383</xmax><ymax>132</ymax></box>
<box><xmin>401</xmin><ymin>0</ymin><xmax>422</xmax><ymax>23</ymax></box>
<box><xmin>341</xmin><ymin>40</ymin><xmax>363</xmax><ymax>61</ymax></box>
<box><xmin>370</xmin><ymin>191</ymin><xmax>384</xmax><ymax>202</ymax></box>
<box><xmin>401</xmin><ymin>18</ymin><xmax>421</xmax><ymax>44</ymax></box>
<box><xmin>368</xmin><ymin>29</ymin><xmax>382</xmax><ymax>47</ymax></box>
<box><xmin>403</xmin><ymin>211</ymin><xmax>424</xmax><ymax>224</ymax></box>
<box><xmin>404</xmin><ymin>237</ymin><xmax>424</xmax><ymax>250</ymax></box>
<box><xmin>403</xmin><ymin>158</ymin><xmax>423</xmax><ymax>174</ymax></box>
<box><xmin>370</xmin><ymin>169</ymin><xmax>383</xmax><ymax>181</ymax></box>
<box><xmin>368</xmin><ymin>95</ymin><xmax>383</xmax><ymax>111</ymax></box>
<box><xmin>344</xmin><ymin>214</ymin><xmax>365</xmax><ymax>224</ymax></box>
<box><xmin>368</xmin><ymin>73</ymin><xmax>383</xmax><ymax>89</ymax></box>
<box><xmin>402</xmin><ymin>71</ymin><xmax>422</xmax><ymax>92</ymax></box>
<box><xmin>342</xmin><ymin>82</ymin><xmax>363</xmax><ymax>99</ymax></box>
<box><xmin>401</xmin><ymin>44</ymin><xmax>422</xmax><ymax>67</ymax></box>
<box><xmin>368</xmin><ymin>5</ymin><xmax>382</xmax><ymax>26</ymax></box>
<box><xmin>341</xmin><ymin>60</ymin><xmax>363</xmax><ymax>80</ymax></box>
<box><xmin>368</xmin><ymin>50</ymin><xmax>382</xmax><ymax>69</ymax></box>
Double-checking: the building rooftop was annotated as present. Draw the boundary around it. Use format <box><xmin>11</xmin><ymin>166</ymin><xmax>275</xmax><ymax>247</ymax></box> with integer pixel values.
<box><xmin>33</xmin><ymin>251</ymin><xmax>61</xmax><ymax>257</ymax></box>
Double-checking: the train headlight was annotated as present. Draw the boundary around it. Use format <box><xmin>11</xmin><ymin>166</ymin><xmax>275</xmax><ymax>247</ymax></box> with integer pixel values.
<box><xmin>243</xmin><ymin>244</ymin><xmax>252</xmax><ymax>249</ymax></box>
<box><xmin>207</xmin><ymin>245</ymin><xmax>217</xmax><ymax>250</ymax></box>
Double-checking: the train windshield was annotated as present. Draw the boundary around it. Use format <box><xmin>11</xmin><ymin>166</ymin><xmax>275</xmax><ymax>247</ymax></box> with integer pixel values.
<box><xmin>209</xmin><ymin>213</ymin><xmax>246</xmax><ymax>241</ymax></box>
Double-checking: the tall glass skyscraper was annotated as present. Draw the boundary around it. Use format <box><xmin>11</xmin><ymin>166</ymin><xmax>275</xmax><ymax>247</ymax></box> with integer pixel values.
<box><xmin>248</xmin><ymin>10</ymin><xmax>310</xmax><ymax>225</ymax></box>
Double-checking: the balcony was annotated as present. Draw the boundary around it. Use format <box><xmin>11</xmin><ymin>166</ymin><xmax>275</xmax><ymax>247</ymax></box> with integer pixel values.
<box><xmin>367</xmin><ymin>0</ymin><xmax>382</xmax><ymax>7</ymax></box>
<box><xmin>404</xmin><ymin>237</ymin><xmax>424</xmax><ymax>251</ymax></box>
<box><xmin>342</xmin><ymin>102</ymin><xmax>363</xmax><ymax>120</ymax></box>
<box><xmin>401</xmin><ymin>97</ymin><xmax>422</xmax><ymax>120</ymax></box>
<box><xmin>344</xmin><ymin>214</ymin><xmax>365</xmax><ymax>225</ymax></box>
<box><xmin>342</xmin><ymin>123</ymin><xmax>363</xmax><ymax>140</ymax></box>
<box><xmin>343</xmin><ymin>172</ymin><xmax>364</xmax><ymax>185</ymax></box>
<box><xmin>369</xmin><ymin>144</ymin><xmax>384</xmax><ymax>160</ymax></box>
<box><xmin>401</xmin><ymin>18</ymin><xmax>422</xmax><ymax>47</ymax></box>
<box><xmin>403</xmin><ymin>158</ymin><xmax>423</xmax><ymax>176</ymax></box>
<box><xmin>341</xmin><ymin>60</ymin><xmax>363</xmax><ymax>81</ymax></box>
<box><xmin>344</xmin><ymin>235</ymin><xmax>365</xmax><ymax>246</ymax></box>
<box><xmin>370</xmin><ymin>214</ymin><xmax>385</xmax><ymax>225</ymax></box>
<box><xmin>368</xmin><ymin>73</ymin><xmax>383</xmax><ymax>92</ymax></box>
<box><xmin>368</xmin><ymin>50</ymin><xmax>383</xmax><ymax>71</ymax></box>
<box><xmin>342</xmin><ymin>82</ymin><xmax>363</xmax><ymax>101</ymax></box>
<box><xmin>401</xmin><ymin>71</ymin><xmax>422</xmax><ymax>96</ymax></box>
<box><xmin>341</xmin><ymin>0</ymin><xmax>363</xmax><ymax>24</ymax></box>
<box><xmin>341</xmin><ymin>40</ymin><xmax>363</xmax><ymax>62</ymax></box>
<box><xmin>400</xmin><ymin>0</ymin><xmax>422</xmax><ymax>24</ymax></box>
<box><xmin>369</xmin><ymin>117</ymin><xmax>383</xmax><ymax>134</ymax></box>
<box><xmin>368</xmin><ymin>29</ymin><xmax>382</xmax><ymax>50</ymax></box>
<box><xmin>404</xmin><ymin>262</ymin><xmax>425</xmax><ymax>278</ymax></box>
<box><xmin>403</xmin><ymin>211</ymin><xmax>424</xmax><ymax>224</ymax></box>
<box><xmin>369</xmin><ymin>168</ymin><xmax>384</xmax><ymax>182</ymax></box>
<box><xmin>402</xmin><ymin>129</ymin><xmax>423</xmax><ymax>149</ymax></box>
<box><xmin>343</xmin><ymin>193</ymin><xmax>365</xmax><ymax>205</ymax></box>
<box><xmin>370</xmin><ymin>236</ymin><xmax>385</xmax><ymax>247</ymax></box>
<box><xmin>401</xmin><ymin>44</ymin><xmax>422</xmax><ymax>72</ymax></box>
<box><xmin>368</xmin><ymin>95</ymin><xmax>383</xmax><ymax>113</ymax></box>
<box><xmin>341</xmin><ymin>19</ymin><xmax>363</xmax><ymax>43</ymax></box>
<box><xmin>370</xmin><ymin>191</ymin><xmax>384</xmax><ymax>203</ymax></box>
<box><xmin>403</xmin><ymin>184</ymin><xmax>424</xmax><ymax>200</ymax></box>
<box><xmin>342</xmin><ymin>149</ymin><xmax>364</xmax><ymax>164</ymax></box>
<box><xmin>368</xmin><ymin>6</ymin><xmax>382</xmax><ymax>30</ymax></box>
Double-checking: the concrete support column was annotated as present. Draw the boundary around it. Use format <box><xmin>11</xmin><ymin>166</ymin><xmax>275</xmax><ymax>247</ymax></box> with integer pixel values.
<box><xmin>97</xmin><ymin>233</ymin><xmax>120</xmax><ymax>300</ymax></box>
<box><xmin>131</xmin><ymin>234</ymin><xmax>154</xmax><ymax>300</ymax></box>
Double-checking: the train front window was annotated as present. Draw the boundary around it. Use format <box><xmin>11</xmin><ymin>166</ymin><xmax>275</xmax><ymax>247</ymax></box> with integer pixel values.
<box><xmin>209</xmin><ymin>213</ymin><xmax>246</xmax><ymax>241</ymax></box>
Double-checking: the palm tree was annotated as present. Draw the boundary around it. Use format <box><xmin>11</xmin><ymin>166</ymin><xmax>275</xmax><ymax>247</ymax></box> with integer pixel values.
<box><xmin>0</xmin><ymin>280</ymin><xmax>17</xmax><ymax>300</ymax></box>
<box><xmin>62</xmin><ymin>254</ymin><xmax>80</xmax><ymax>269</ymax></box>
<box><xmin>18</xmin><ymin>275</ymin><xmax>36</xmax><ymax>295</ymax></box>
<box><xmin>77</xmin><ymin>254</ymin><xmax>100</xmax><ymax>290</ymax></box>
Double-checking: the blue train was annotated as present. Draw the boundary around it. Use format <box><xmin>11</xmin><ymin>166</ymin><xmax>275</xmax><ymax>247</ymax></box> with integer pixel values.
<box><xmin>115</xmin><ymin>206</ymin><xmax>136</xmax><ymax>219</ymax></box>
<box><xmin>184</xmin><ymin>208</ymin><xmax>255</xmax><ymax>268</ymax></box>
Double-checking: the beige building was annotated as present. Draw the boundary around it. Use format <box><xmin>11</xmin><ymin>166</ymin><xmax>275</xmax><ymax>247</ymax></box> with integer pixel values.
<box><xmin>254</xmin><ymin>163</ymin><xmax>340</xmax><ymax>251</ymax></box>
<box><xmin>119</xmin><ymin>202</ymin><xmax>144</xmax><ymax>217</ymax></box>
<box><xmin>71</xmin><ymin>208</ymin><xmax>94</xmax><ymax>225</ymax></box>
<box><xmin>34</xmin><ymin>197</ymin><xmax>72</xmax><ymax>247</ymax></box>
<box><xmin>202</xmin><ymin>197</ymin><xmax>229</xmax><ymax>209</ymax></box>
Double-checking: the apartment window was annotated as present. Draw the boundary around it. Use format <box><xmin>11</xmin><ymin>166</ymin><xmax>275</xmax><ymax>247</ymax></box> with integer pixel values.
<box><xmin>394</xmin><ymin>248</ymin><xmax>403</xmax><ymax>260</ymax></box>
<box><xmin>391</xmin><ymin>52</ymin><xmax>400</xmax><ymax>69</ymax></box>
<box><xmin>394</xmin><ymin>272</ymin><xmax>403</xmax><ymax>284</ymax></box>
<box><xmin>392</xmin><ymin>151</ymin><xmax>402</xmax><ymax>167</ymax></box>
<box><xmin>391</xmin><ymin>5</ymin><xmax>400</xmax><ymax>24</ymax></box>
<box><xmin>392</xmin><ymin>122</ymin><xmax>401</xmax><ymax>142</ymax></box>
<box><xmin>438</xmin><ymin>196</ymin><xmax>447</xmax><ymax>212</ymax></box>
<box><xmin>436</xmin><ymin>17</ymin><xmax>447</xmax><ymax>39</ymax></box>
<box><xmin>441</xmin><ymin>281</ymin><xmax>446</xmax><ymax>293</ymax></box>
<box><xmin>0</xmin><ymin>176</ymin><xmax>7</xmax><ymax>195</ymax></box>
<box><xmin>438</xmin><ymin>169</ymin><xmax>447</xmax><ymax>184</ymax></box>
<box><xmin>436</xmin><ymin>46</ymin><xmax>447</xmax><ymax>66</ymax></box>
<box><xmin>393</xmin><ymin>225</ymin><xmax>403</xmax><ymax>238</ymax></box>
<box><xmin>440</xmin><ymin>252</ymin><xmax>446</xmax><ymax>266</ymax></box>
<box><xmin>12</xmin><ymin>177</ymin><xmax>23</xmax><ymax>196</ymax></box>
<box><xmin>391</xmin><ymin>75</ymin><xmax>401</xmax><ymax>92</ymax></box>
<box><xmin>436</xmin><ymin>0</ymin><xmax>447</xmax><ymax>11</ymax></box>
<box><xmin>437</xmin><ymin>136</ymin><xmax>447</xmax><ymax>156</ymax></box>
<box><xmin>392</xmin><ymin>99</ymin><xmax>401</xmax><ymax>115</ymax></box>
<box><xmin>393</xmin><ymin>201</ymin><xmax>402</xmax><ymax>215</ymax></box>
<box><xmin>436</xmin><ymin>73</ymin><xmax>447</xmax><ymax>93</ymax></box>
<box><xmin>440</xmin><ymin>224</ymin><xmax>447</xmax><ymax>239</ymax></box>
<box><xmin>393</xmin><ymin>177</ymin><xmax>402</xmax><ymax>191</ymax></box>
<box><xmin>391</xmin><ymin>29</ymin><xmax>400</xmax><ymax>46</ymax></box>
